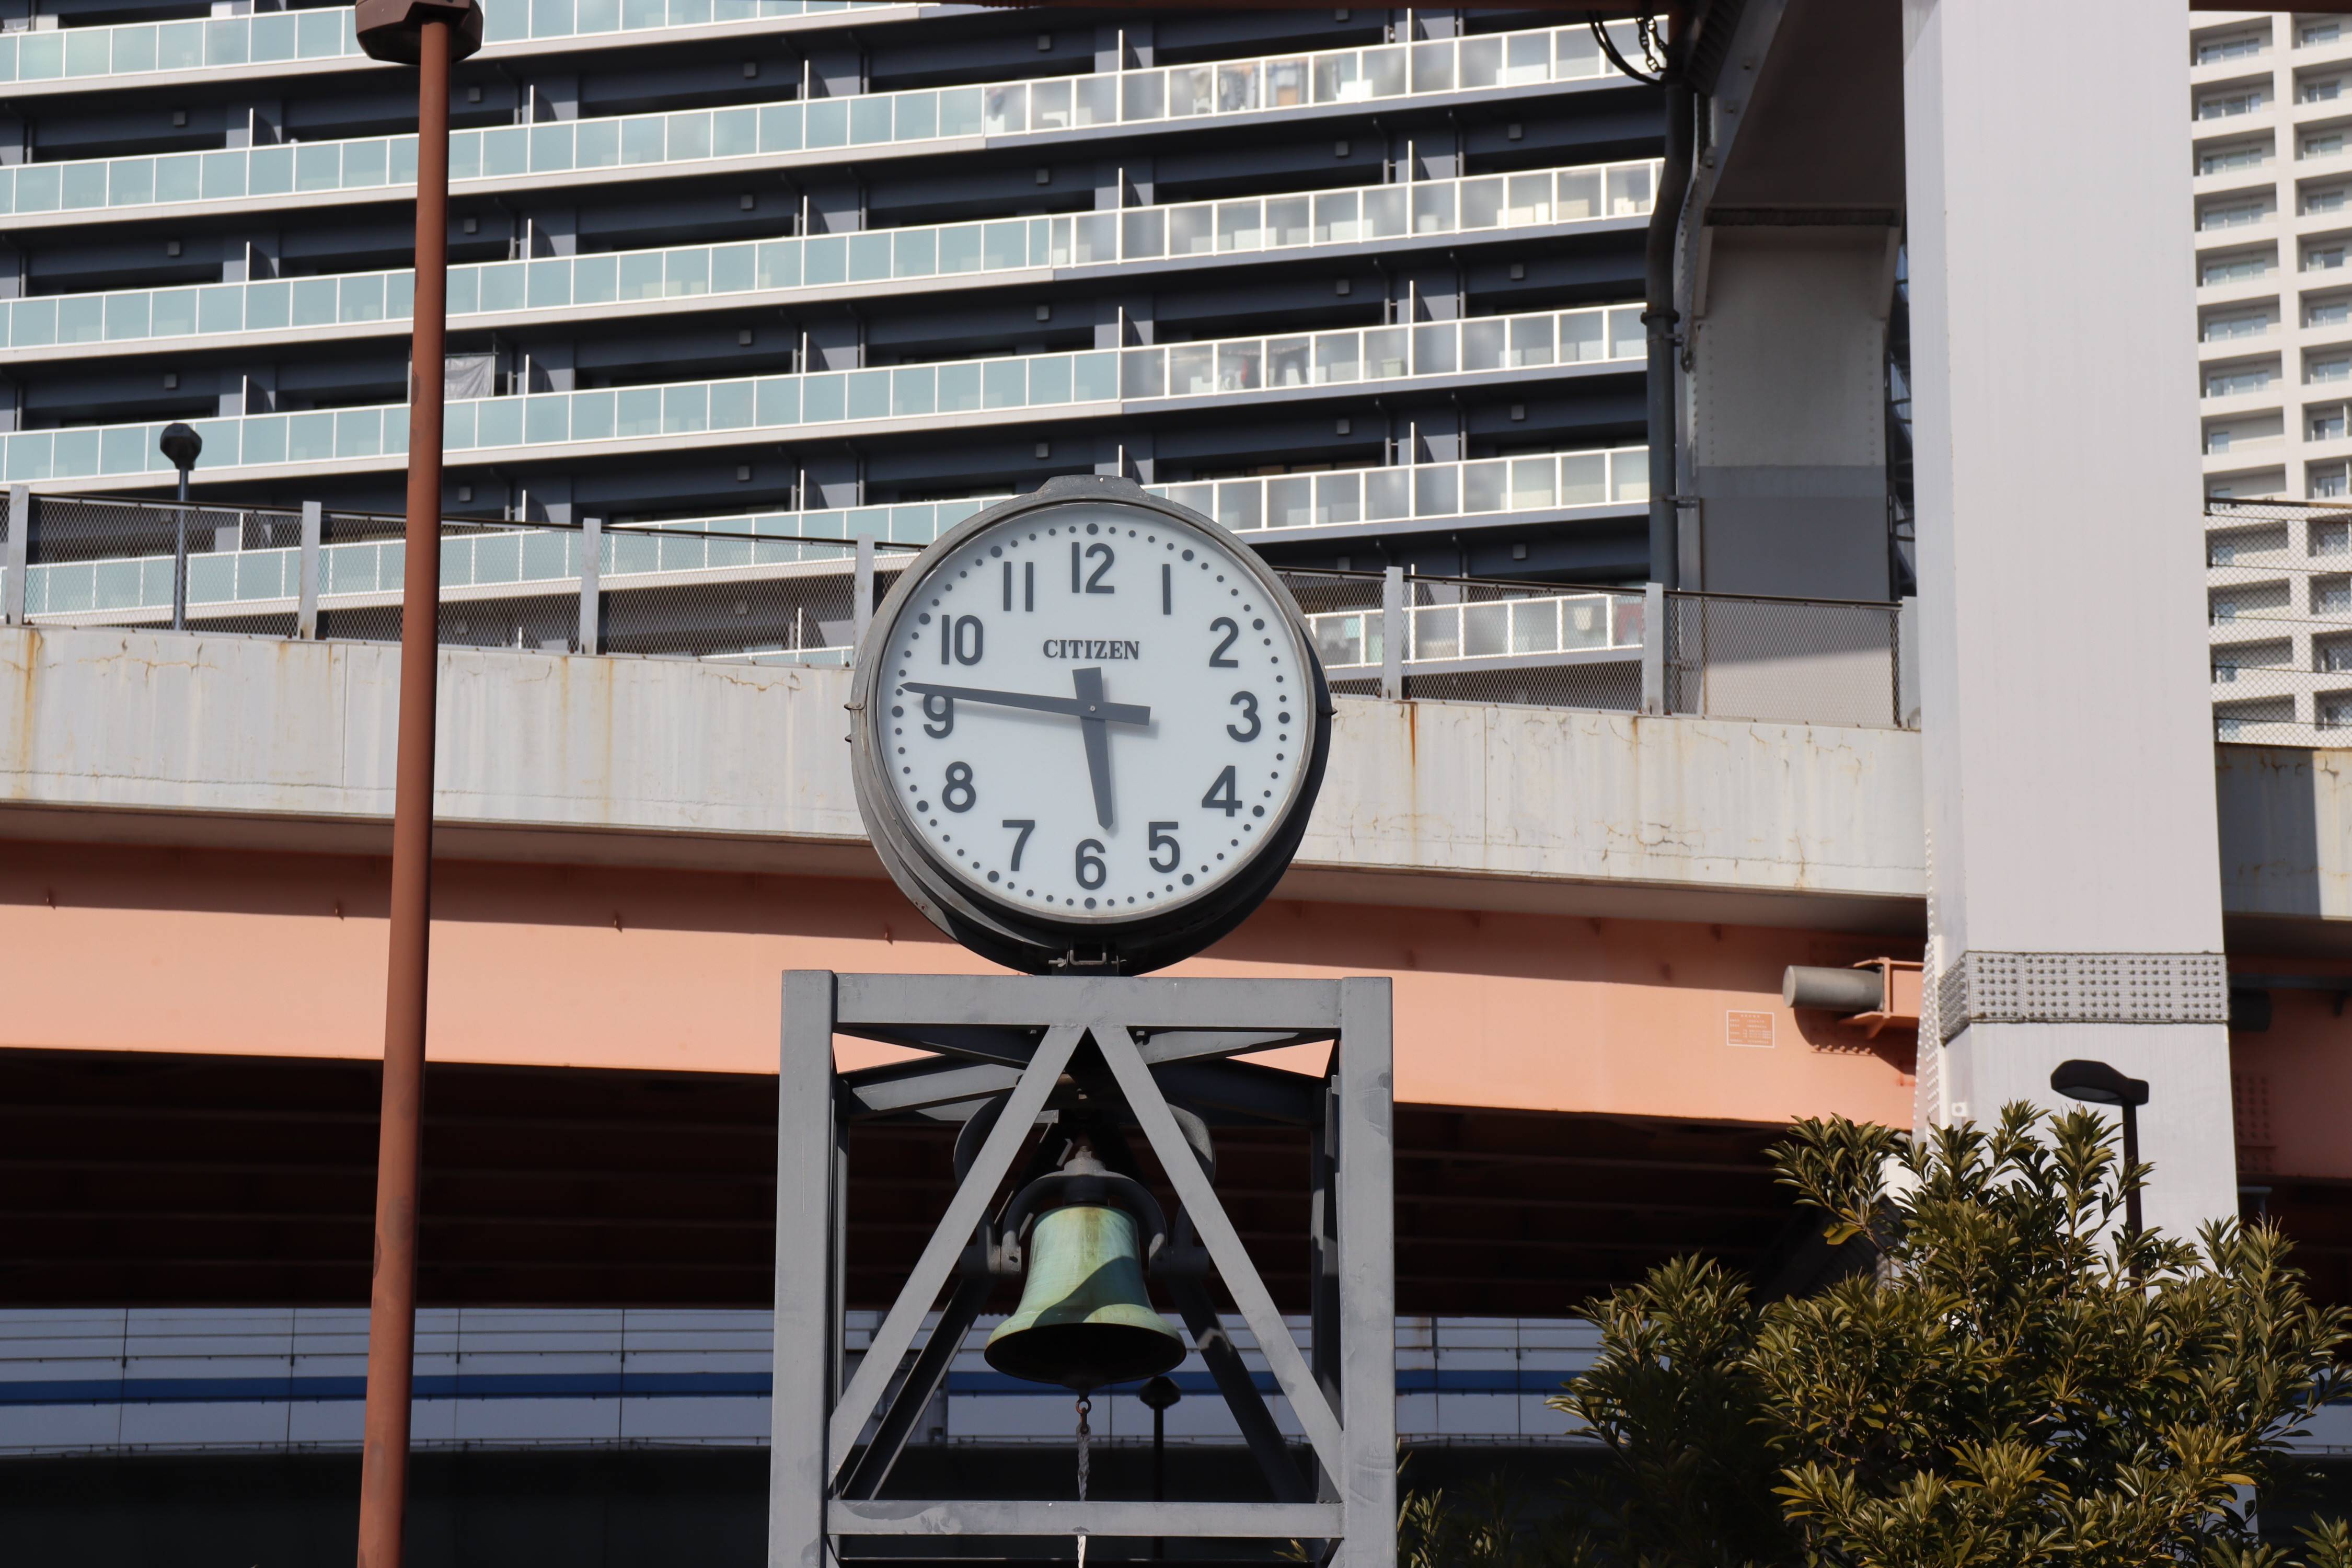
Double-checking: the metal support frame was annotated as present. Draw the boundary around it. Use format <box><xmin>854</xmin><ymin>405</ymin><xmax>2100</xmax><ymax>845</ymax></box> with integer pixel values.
<box><xmin>297</xmin><ymin>500</ymin><xmax>322</xmax><ymax>639</ymax></box>
<box><xmin>3</xmin><ymin>483</ymin><xmax>27</xmax><ymax>625</ymax></box>
<box><xmin>1641</xmin><ymin>580</ymin><xmax>1666</xmax><ymax>714</ymax></box>
<box><xmin>578</xmin><ymin>514</ymin><xmax>602</xmax><ymax>654</ymax></box>
<box><xmin>852</xmin><ymin>535</ymin><xmax>875</xmax><ymax>651</ymax></box>
<box><xmin>1379</xmin><ymin>566</ymin><xmax>1404</xmax><ymax>701</ymax></box>
<box><xmin>771</xmin><ymin>972</ymin><xmax>1396</xmax><ymax>1568</ymax></box>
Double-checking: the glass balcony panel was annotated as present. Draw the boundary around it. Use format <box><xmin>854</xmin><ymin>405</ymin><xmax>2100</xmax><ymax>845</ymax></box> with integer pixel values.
<box><xmin>1608</xmin><ymin>307</ymin><xmax>1644</xmax><ymax>358</ymax></box>
<box><xmin>60</xmin><ymin>162</ymin><xmax>106</xmax><ymax>210</ymax></box>
<box><xmin>53</xmin><ymin>427</ymin><xmax>100</xmax><ymax>480</ymax></box>
<box><xmin>849</xmin><ymin>96</ymin><xmax>892</xmax><ymax>145</ymax></box>
<box><xmin>1267</xmin><ymin>337</ymin><xmax>1311</xmax><ymax>388</ymax></box>
<box><xmin>938</xmin><ymin>363</ymin><xmax>982</xmax><ymax>413</ymax></box>
<box><xmin>711</xmin><ymin>243</ymin><xmax>754</xmax><ymax>294</ymax></box>
<box><xmin>57</xmin><ymin>296</ymin><xmax>101</xmax><ymax>343</ymax></box>
<box><xmin>929</xmin><ymin>227</ymin><xmax>975</xmax><ymax>276</ymax></box>
<box><xmin>1413</xmin><ymin>467</ymin><xmax>1459</xmax><ymax>517</ymax></box>
<box><xmin>1461</xmin><ymin>602</ymin><xmax>1509</xmax><ymax>658</ymax></box>
<box><xmin>577</xmin><ymin>120</ymin><xmax>620</xmax><ymax>167</ymax></box>
<box><xmin>894</xmin><ymin>93</ymin><xmax>936</xmax><ymax>142</ymax></box>
<box><xmin>1163</xmin><ymin>482</ymin><xmax>1209</xmax><ymax>516</ymax></box>
<box><xmin>105</xmin><ymin>293</ymin><xmax>153</xmax><ymax>342</ymax></box>
<box><xmin>670</xmin><ymin>0</ymin><xmax>712</xmax><ymax>25</ymax></box>
<box><xmin>1557</xmin><ymin>29</ymin><xmax>1602</xmax><ymax>78</ymax></box>
<box><xmin>1316</xmin><ymin>614</ymin><xmax>1369</xmax><ymax>668</ymax></box>
<box><xmin>662</xmin><ymin>384</ymin><xmax>709</xmax><ymax>435</ymax></box>
<box><xmin>621</xmin><ymin>117</ymin><xmax>666</xmax><ymax>164</ymax></box>
<box><xmin>667</xmin><ymin>112</ymin><xmax>712</xmax><ymax>162</ymax></box>
<box><xmin>981</xmin><ymin>360</ymin><xmax>1025</xmax><ymax>410</ymax></box>
<box><xmin>1267</xmin><ymin>476</ymin><xmax>1312</xmax><ymax>529</ymax></box>
<box><xmin>615</xmin><ymin>387</ymin><xmax>661</xmax><ymax>438</ymax></box>
<box><xmin>115</xmin><ymin>26</ymin><xmax>159</xmax><ymax>73</ymax></box>
<box><xmin>1465</xmin><ymin>460</ymin><xmax>1507</xmax><ymax>514</ymax></box>
<box><xmin>802</xmin><ymin>374</ymin><xmax>845</xmax><ymax>424</ymax></box>
<box><xmin>524</xmin><ymin>259</ymin><xmax>571</xmax><ymax>309</ymax></box>
<box><xmin>1610</xmin><ymin>449</ymin><xmax>1650</xmax><ymax>502</ymax></box>
<box><xmin>528</xmin><ymin>123</ymin><xmax>575</xmax><ymax>174</ymax></box>
<box><xmin>1073</xmin><ymin>212</ymin><xmax>1115</xmax><ymax>264</ymax></box>
<box><xmin>617</xmin><ymin>252</ymin><xmax>664</xmax><ymax>301</ymax></box>
<box><xmin>1558</xmin><ymin>171</ymin><xmax>1601</xmax><ymax>220</ymax></box>
<box><xmin>151</xmin><ymin>291</ymin><xmax>194</xmax><ymax>339</ymax></box>
<box><xmin>1266</xmin><ymin>57</ymin><xmax>1310</xmax><ymax>108</ymax></box>
<box><xmin>1508</xmin><ymin>456</ymin><xmax>1555</xmax><ymax>509</ymax></box>
<box><xmin>387</xmin><ymin>273</ymin><xmax>414</xmax><ymax>319</ymax></box>
<box><xmin>756</xmin><ymin>240</ymin><xmax>801</xmax><ymax>290</ymax></box>
<box><xmin>1217</xmin><ymin>200</ymin><xmax>1262</xmax><ymax>250</ymax></box>
<box><xmin>1217</xmin><ymin>480</ymin><xmax>1263</xmax><ymax>532</ymax></box>
<box><xmin>1365</xmin><ymin>45</ymin><xmax>1405</xmax><ymax>97</ymax></box>
<box><xmin>1509</xmin><ymin>600</ymin><xmax>1559</xmax><ymax>654</ymax></box>
<box><xmin>1504</xmin><ymin>173</ymin><xmax>1550</xmax><ymax>225</ymax></box>
<box><xmin>1608</xmin><ymin>165</ymin><xmax>1654</xmax><ymax>216</ymax></box>
<box><xmin>1314</xmin><ymin>55</ymin><xmax>1362</xmax><ymax>103</ymax></box>
<box><xmin>110</xmin><ymin>159</ymin><xmax>157</xmax><ymax>206</ymax></box>
<box><xmin>152</xmin><ymin>156</ymin><xmax>200</xmax><ymax>205</ymax></box>
<box><xmin>1411</xmin><ymin>41</ymin><xmax>1455</xmax><ymax>94</ymax></box>
<box><xmin>1507</xmin><ymin>317</ymin><xmax>1554</xmax><ymax>367</ymax></box>
<box><xmin>755</xmin><ymin>378</ymin><xmax>799</xmax><ymax>425</ymax></box>
<box><xmin>983</xmin><ymin>83</ymin><xmax>1027</xmax><ymax>135</ymax></box>
<box><xmin>1313</xmin><ymin>190</ymin><xmax>1359</xmax><ymax>245</ymax></box>
<box><xmin>202</xmin><ymin>151</ymin><xmax>249</xmax><ymax>201</ymax></box>
<box><xmin>532</xmin><ymin>0</ymin><xmax>575</xmax><ymax>36</ymax></box>
<box><xmin>1032</xmin><ymin>79</ymin><xmax>1073</xmax><ymax>131</ymax></box>
<box><xmin>1366</xmin><ymin>469</ymin><xmax>1410</xmax><ymax>521</ymax></box>
<box><xmin>570</xmin><ymin>391</ymin><xmax>614</xmax><ymax>442</ymax></box>
<box><xmin>1412</xmin><ymin>324</ymin><xmax>1456</xmax><ymax>375</ymax></box>
<box><xmin>758</xmin><ymin>104</ymin><xmax>803</xmax><ymax>153</ymax></box>
<box><xmin>205</xmin><ymin>18</ymin><xmax>249</xmax><ymax>65</ymax></box>
<box><xmin>449</xmin><ymin>133</ymin><xmax>482</xmax><ymax>182</ymax></box>
<box><xmin>1266</xmin><ymin>195</ymin><xmax>1310</xmax><ymax>247</ymax></box>
<box><xmin>1611</xmin><ymin>594</ymin><xmax>1643</xmax><ymax>645</ymax></box>
<box><xmin>341</xmin><ymin>140</ymin><xmax>386</xmax><ymax>191</ymax></box>
<box><xmin>285</xmin><ymin>410</ymin><xmax>335</xmax><ymax>464</ymax></box>
<box><xmin>1073</xmin><ymin>352</ymin><xmax>1116</xmax><ymax>401</ymax></box>
<box><xmin>1218</xmin><ymin>342</ymin><xmax>1263</xmax><ymax>391</ymax></box>
<box><xmin>7</xmin><ymin>299</ymin><xmax>50</xmax><ymax>349</ymax></box>
<box><xmin>336</xmin><ymin>409</ymin><xmax>382</xmax><ymax>458</ymax></box>
<box><xmin>562</xmin><ymin>256</ymin><xmax>612</xmax><ymax>305</ymax></box>
<box><xmin>481</xmin><ymin>126</ymin><xmax>527</xmax><ymax>179</ymax></box>
<box><xmin>197</xmin><ymin>286</ymin><xmax>239</xmax><ymax>335</ymax></box>
<box><xmin>1561</xmin><ymin>452</ymin><xmax>1607</xmax><ymax>504</ymax></box>
<box><xmin>1121</xmin><ymin>209</ymin><xmax>1166</xmax><ymax>259</ymax></box>
<box><xmin>1167</xmin><ymin>344</ymin><xmax>1214</xmax><ymax>397</ymax></box>
<box><xmin>1365</xmin><ymin>187</ymin><xmax>1409</xmax><ymax>239</ymax></box>
<box><xmin>1029</xmin><ymin>355</ymin><xmax>1071</xmax><ymax>405</ymax></box>
<box><xmin>1365</xmin><ymin>327</ymin><xmax>1407</xmax><ymax>378</ymax></box>
<box><xmin>885</xmin><ymin>227</ymin><xmax>933</xmax><ymax>279</ymax></box>
<box><xmin>1169</xmin><ymin>65</ymin><xmax>1212</xmax><ymax>117</ymax></box>
<box><xmin>1505</xmin><ymin>32</ymin><xmax>1551</xmax><ymax>85</ymax></box>
<box><xmin>1315</xmin><ymin>472</ymin><xmax>1361</xmax><ymax>526</ymax></box>
<box><xmin>892</xmin><ymin>365</ymin><xmax>938</xmax><ymax>418</ymax></box>
<box><xmin>480</xmin><ymin>262</ymin><xmax>526</xmax><ymax>314</ymax></box>
<box><xmin>1120</xmin><ymin>348</ymin><xmax>1167</xmax><ymax>400</ymax></box>
<box><xmin>1313</xmin><ymin>331</ymin><xmax>1360</xmax><ymax>384</ymax></box>
<box><xmin>847</xmin><ymin>368</ymin><xmax>889</xmax><ymax>422</ymax></box>
<box><xmin>804</xmin><ymin>233</ymin><xmax>848</xmax><ymax>284</ymax></box>
<box><xmin>476</xmin><ymin>399</ymin><xmax>523</xmax><ymax>449</ymax></box>
<box><xmin>1461</xmin><ymin>178</ymin><xmax>1505</xmax><ymax>228</ymax></box>
<box><xmin>982</xmin><ymin>221</ymin><xmax>1024</xmax><ymax>272</ymax></box>
<box><xmin>1219</xmin><ymin>61</ymin><xmax>1260</xmax><ymax>112</ymax></box>
<box><xmin>1560</xmin><ymin>312</ymin><xmax>1605</xmax><ymax>363</ymax></box>
<box><xmin>849</xmin><ymin>232</ymin><xmax>894</xmax><ymax>282</ymax></box>
<box><xmin>1413</xmin><ymin>186</ymin><xmax>1456</xmax><ymax>234</ymax></box>
<box><xmin>1076</xmin><ymin>76</ymin><xmax>1118</xmax><ymax>127</ymax></box>
<box><xmin>1459</xmin><ymin>36</ymin><xmax>1502</xmax><ymax>88</ymax></box>
<box><xmin>939</xmin><ymin>88</ymin><xmax>983</xmax><ymax>137</ymax></box>
<box><xmin>1121</xmin><ymin>71</ymin><xmax>1166</xmax><ymax>121</ymax></box>
<box><xmin>1412</xmin><ymin>605</ymin><xmax>1460</xmax><ymax>662</ymax></box>
<box><xmin>1550</xmin><ymin>598</ymin><xmax>1599</xmax><ymax>650</ymax></box>
<box><xmin>340</xmin><ymin>274</ymin><xmax>388</xmax><ymax>323</ymax></box>
<box><xmin>1169</xmin><ymin>205</ymin><xmax>1213</xmax><ymax>257</ymax></box>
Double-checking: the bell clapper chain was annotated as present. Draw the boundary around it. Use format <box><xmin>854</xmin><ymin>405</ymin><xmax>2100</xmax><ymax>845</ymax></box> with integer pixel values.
<box><xmin>1074</xmin><ymin>1393</ymin><xmax>1092</xmax><ymax>1566</ymax></box>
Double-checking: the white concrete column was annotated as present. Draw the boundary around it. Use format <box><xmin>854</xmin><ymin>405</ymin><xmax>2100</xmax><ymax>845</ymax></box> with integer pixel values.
<box><xmin>1905</xmin><ymin>0</ymin><xmax>2238</xmax><ymax>1236</ymax></box>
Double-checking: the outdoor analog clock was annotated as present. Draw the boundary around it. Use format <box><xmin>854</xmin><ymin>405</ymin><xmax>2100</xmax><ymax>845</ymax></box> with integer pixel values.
<box><xmin>850</xmin><ymin>475</ymin><xmax>1333</xmax><ymax>974</ymax></box>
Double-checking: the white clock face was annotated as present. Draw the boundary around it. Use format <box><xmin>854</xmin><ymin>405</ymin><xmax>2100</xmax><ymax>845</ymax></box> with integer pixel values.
<box><xmin>871</xmin><ymin>499</ymin><xmax>1315</xmax><ymax>924</ymax></box>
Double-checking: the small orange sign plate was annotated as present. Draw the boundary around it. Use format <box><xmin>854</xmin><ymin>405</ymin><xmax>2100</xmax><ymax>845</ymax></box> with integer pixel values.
<box><xmin>1726</xmin><ymin>1010</ymin><xmax>1775</xmax><ymax>1048</ymax></box>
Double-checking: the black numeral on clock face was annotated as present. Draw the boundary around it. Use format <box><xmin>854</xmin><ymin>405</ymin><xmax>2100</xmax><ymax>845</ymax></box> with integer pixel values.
<box><xmin>1149</xmin><ymin>821</ymin><xmax>1181</xmax><ymax>873</ymax></box>
<box><xmin>1071</xmin><ymin>541</ymin><xmax>1114</xmax><ymax>594</ymax></box>
<box><xmin>942</xmin><ymin>761</ymin><xmax>975</xmax><ymax>813</ymax></box>
<box><xmin>1002</xmin><ymin>561</ymin><xmax>1035</xmax><ymax>612</ymax></box>
<box><xmin>1227</xmin><ymin>691</ymin><xmax>1260</xmax><ymax>742</ymax></box>
<box><xmin>1208</xmin><ymin>617</ymin><xmax>1240</xmax><ymax>668</ymax></box>
<box><xmin>938</xmin><ymin>614</ymin><xmax>984</xmax><ymax>665</ymax></box>
<box><xmin>922</xmin><ymin>693</ymin><xmax>954</xmax><ymax>737</ymax></box>
<box><xmin>1076</xmin><ymin>838</ymin><xmax>1108</xmax><ymax>889</ymax></box>
<box><xmin>1203</xmin><ymin>765</ymin><xmax>1241</xmax><ymax>817</ymax></box>
<box><xmin>1161</xmin><ymin>564</ymin><xmax>1172</xmax><ymax>615</ymax></box>
<box><xmin>1003</xmin><ymin>819</ymin><xmax>1035</xmax><ymax>870</ymax></box>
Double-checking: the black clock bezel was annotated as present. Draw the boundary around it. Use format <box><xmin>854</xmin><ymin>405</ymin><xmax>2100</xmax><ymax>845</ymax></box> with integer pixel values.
<box><xmin>849</xmin><ymin>474</ymin><xmax>1333</xmax><ymax>976</ymax></box>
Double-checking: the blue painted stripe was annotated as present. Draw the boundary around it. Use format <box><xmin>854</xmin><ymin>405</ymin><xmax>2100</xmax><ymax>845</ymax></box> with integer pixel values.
<box><xmin>0</xmin><ymin>1367</ymin><xmax>1577</xmax><ymax>1409</ymax></box>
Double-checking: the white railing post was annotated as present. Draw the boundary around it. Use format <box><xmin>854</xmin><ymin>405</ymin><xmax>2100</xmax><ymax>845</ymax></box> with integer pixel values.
<box><xmin>577</xmin><ymin>515</ymin><xmax>602</xmax><ymax>655</ymax></box>
<box><xmin>3</xmin><ymin>485</ymin><xmax>27</xmax><ymax>626</ymax></box>
<box><xmin>1641</xmin><ymin>581</ymin><xmax>1666</xmax><ymax>714</ymax></box>
<box><xmin>297</xmin><ymin>500</ymin><xmax>321</xmax><ymax>639</ymax></box>
<box><xmin>1897</xmin><ymin>595</ymin><xmax>1920</xmax><ymax>728</ymax></box>
<box><xmin>854</xmin><ymin>536</ymin><xmax>876</xmax><ymax>654</ymax></box>
<box><xmin>1380</xmin><ymin>565</ymin><xmax>1405</xmax><ymax>700</ymax></box>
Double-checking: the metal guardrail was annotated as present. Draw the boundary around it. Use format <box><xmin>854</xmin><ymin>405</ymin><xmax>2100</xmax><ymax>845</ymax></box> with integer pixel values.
<box><xmin>0</xmin><ymin>490</ymin><xmax>1913</xmax><ymax>727</ymax></box>
<box><xmin>2204</xmin><ymin>497</ymin><xmax>2352</xmax><ymax>745</ymax></box>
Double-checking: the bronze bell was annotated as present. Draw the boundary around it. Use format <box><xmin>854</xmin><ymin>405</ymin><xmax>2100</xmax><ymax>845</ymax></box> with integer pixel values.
<box><xmin>984</xmin><ymin>1144</ymin><xmax>1186</xmax><ymax>1393</ymax></box>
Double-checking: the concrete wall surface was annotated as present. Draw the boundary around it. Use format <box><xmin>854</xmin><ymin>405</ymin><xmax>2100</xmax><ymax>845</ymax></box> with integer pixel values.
<box><xmin>0</xmin><ymin>626</ymin><xmax>1928</xmax><ymax>923</ymax></box>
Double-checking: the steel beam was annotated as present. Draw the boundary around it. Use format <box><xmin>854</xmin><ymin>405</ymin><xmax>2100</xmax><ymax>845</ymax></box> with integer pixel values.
<box><xmin>830</xmin><ymin>1500</ymin><xmax>1344</xmax><ymax>1537</ymax></box>
<box><xmin>770</xmin><ymin>971</ymin><xmax>840</xmax><ymax>1568</ymax></box>
<box><xmin>1334</xmin><ymin>978</ymin><xmax>1398</xmax><ymax>1568</ymax></box>
<box><xmin>834</xmin><ymin>974</ymin><xmax>1346</xmax><ymax>1032</ymax></box>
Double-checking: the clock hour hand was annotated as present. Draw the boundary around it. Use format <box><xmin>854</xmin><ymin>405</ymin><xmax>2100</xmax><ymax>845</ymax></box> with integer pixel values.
<box><xmin>898</xmin><ymin>681</ymin><xmax>1151</xmax><ymax>728</ymax></box>
<box><xmin>1072</xmin><ymin>666</ymin><xmax>1114</xmax><ymax>830</ymax></box>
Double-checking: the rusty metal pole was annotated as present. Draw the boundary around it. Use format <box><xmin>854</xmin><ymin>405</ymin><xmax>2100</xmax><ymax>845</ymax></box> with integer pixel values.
<box><xmin>350</xmin><ymin>3</ymin><xmax>481</xmax><ymax>1564</ymax></box>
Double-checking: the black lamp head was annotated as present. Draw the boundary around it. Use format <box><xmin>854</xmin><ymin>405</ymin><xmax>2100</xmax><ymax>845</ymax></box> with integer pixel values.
<box><xmin>1138</xmin><ymin>1374</ymin><xmax>1183</xmax><ymax>1412</ymax></box>
<box><xmin>158</xmin><ymin>422</ymin><xmax>203</xmax><ymax>472</ymax></box>
<box><xmin>2050</xmin><ymin>1058</ymin><xmax>2150</xmax><ymax>1109</ymax></box>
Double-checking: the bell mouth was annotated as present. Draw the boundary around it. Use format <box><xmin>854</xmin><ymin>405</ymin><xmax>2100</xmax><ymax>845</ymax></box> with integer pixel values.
<box><xmin>983</xmin><ymin>1321</ymin><xmax>1187</xmax><ymax>1394</ymax></box>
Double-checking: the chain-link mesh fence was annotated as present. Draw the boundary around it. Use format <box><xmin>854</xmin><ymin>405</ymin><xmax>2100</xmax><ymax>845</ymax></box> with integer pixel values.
<box><xmin>1400</xmin><ymin>573</ymin><xmax>1643</xmax><ymax>711</ymax></box>
<box><xmin>13</xmin><ymin>494</ymin><xmax>304</xmax><ymax>626</ymax></box>
<box><xmin>1663</xmin><ymin>591</ymin><xmax>1904</xmax><ymax>728</ymax></box>
<box><xmin>2204</xmin><ymin>498</ymin><xmax>2352</xmax><ymax>745</ymax></box>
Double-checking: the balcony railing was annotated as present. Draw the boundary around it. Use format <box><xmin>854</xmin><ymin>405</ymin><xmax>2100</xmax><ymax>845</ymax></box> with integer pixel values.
<box><xmin>0</xmin><ymin>304</ymin><xmax>1644</xmax><ymax>487</ymax></box>
<box><xmin>0</xmin><ymin>0</ymin><xmax>895</xmax><ymax>86</ymax></box>
<box><xmin>1308</xmin><ymin>589</ymin><xmax>1643</xmax><ymax>670</ymax></box>
<box><xmin>0</xmin><ymin>22</ymin><xmax>1624</xmax><ymax>222</ymax></box>
<box><xmin>3</xmin><ymin>161</ymin><xmax>1657</xmax><ymax>356</ymax></box>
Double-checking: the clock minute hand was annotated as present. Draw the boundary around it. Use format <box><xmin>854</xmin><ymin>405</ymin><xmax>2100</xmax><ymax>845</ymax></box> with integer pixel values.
<box><xmin>1071</xmin><ymin>666</ymin><xmax>1114</xmax><ymax>831</ymax></box>
<box><xmin>897</xmin><ymin>681</ymin><xmax>1150</xmax><ymax>728</ymax></box>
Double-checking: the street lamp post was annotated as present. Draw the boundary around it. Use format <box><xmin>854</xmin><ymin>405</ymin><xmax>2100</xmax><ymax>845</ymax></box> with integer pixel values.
<box><xmin>2050</xmin><ymin>1058</ymin><xmax>2153</xmax><ymax>1239</ymax></box>
<box><xmin>1138</xmin><ymin>1374</ymin><xmax>1182</xmax><ymax>1561</ymax></box>
<box><xmin>348</xmin><ymin>2</ymin><xmax>482</xmax><ymax>1566</ymax></box>
<box><xmin>157</xmin><ymin>422</ymin><xmax>201</xmax><ymax>632</ymax></box>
